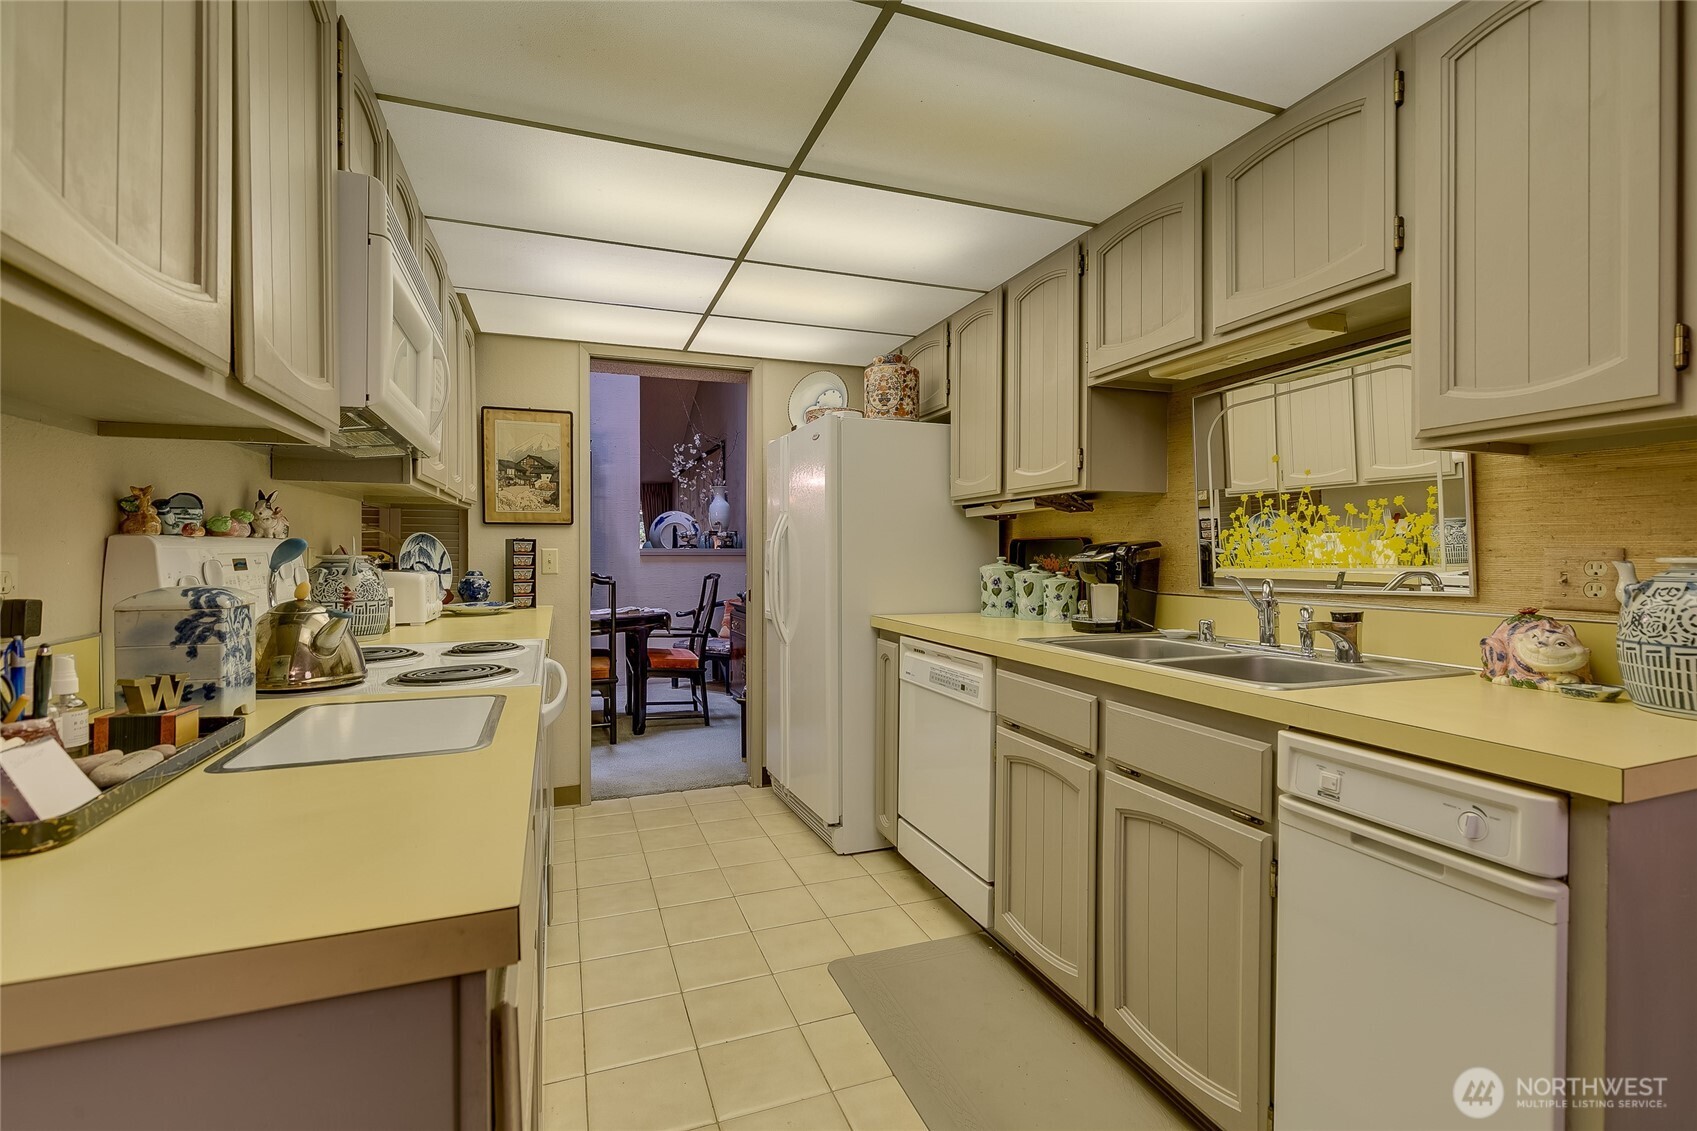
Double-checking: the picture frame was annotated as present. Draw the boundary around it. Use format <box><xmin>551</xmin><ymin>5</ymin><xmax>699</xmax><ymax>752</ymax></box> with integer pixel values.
<box><xmin>482</xmin><ymin>407</ymin><xmax>573</xmax><ymax>525</ymax></box>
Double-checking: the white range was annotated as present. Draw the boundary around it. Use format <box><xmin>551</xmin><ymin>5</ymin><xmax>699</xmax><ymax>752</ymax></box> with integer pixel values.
<box><xmin>282</xmin><ymin>637</ymin><xmax>568</xmax><ymax>726</ymax></box>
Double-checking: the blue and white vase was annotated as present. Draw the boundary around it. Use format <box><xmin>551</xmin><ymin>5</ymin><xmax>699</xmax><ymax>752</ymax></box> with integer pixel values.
<box><xmin>1014</xmin><ymin>565</ymin><xmax>1051</xmax><ymax>620</ymax></box>
<box><xmin>980</xmin><ymin>556</ymin><xmax>1017</xmax><ymax>618</ymax></box>
<box><xmin>457</xmin><ymin>569</ymin><xmax>492</xmax><ymax>604</ymax></box>
<box><xmin>1614</xmin><ymin>558</ymin><xmax>1697</xmax><ymax>718</ymax></box>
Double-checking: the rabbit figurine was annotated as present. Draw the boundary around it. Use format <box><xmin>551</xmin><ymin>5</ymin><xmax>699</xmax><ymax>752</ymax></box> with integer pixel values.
<box><xmin>117</xmin><ymin>485</ymin><xmax>162</xmax><ymax>535</ymax></box>
<box><xmin>250</xmin><ymin>490</ymin><xmax>290</xmax><ymax>539</ymax></box>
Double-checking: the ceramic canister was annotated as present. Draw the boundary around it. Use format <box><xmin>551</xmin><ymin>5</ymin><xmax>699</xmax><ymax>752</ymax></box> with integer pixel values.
<box><xmin>862</xmin><ymin>353</ymin><xmax>919</xmax><ymax>421</ymax></box>
<box><xmin>1014</xmin><ymin>564</ymin><xmax>1051</xmax><ymax>620</ymax></box>
<box><xmin>1042</xmin><ymin>575</ymin><xmax>1080</xmax><ymax>623</ymax></box>
<box><xmin>980</xmin><ymin>556</ymin><xmax>1017</xmax><ymax>618</ymax></box>
<box><xmin>457</xmin><ymin>568</ymin><xmax>492</xmax><ymax>604</ymax></box>
<box><xmin>308</xmin><ymin>554</ymin><xmax>392</xmax><ymax>637</ymax></box>
<box><xmin>1615</xmin><ymin>557</ymin><xmax>1697</xmax><ymax>718</ymax></box>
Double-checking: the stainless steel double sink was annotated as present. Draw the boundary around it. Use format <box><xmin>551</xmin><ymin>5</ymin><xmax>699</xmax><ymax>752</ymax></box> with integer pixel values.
<box><xmin>1024</xmin><ymin>633</ymin><xmax>1471</xmax><ymax>690</ymax></box>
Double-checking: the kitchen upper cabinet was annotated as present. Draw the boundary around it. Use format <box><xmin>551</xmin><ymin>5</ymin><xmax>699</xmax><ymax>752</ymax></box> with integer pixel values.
<box><xmin>1413</xmin><ymin>0</ymin><xmax>1682</xmax><ymax>441</ymax></box>
<box><xmin>1221</xmin><ymin>385</ymin><xmax>1278</xmax><ymax>495</ymax></box>
<box><xmin>1</xmin><ymin>0</ymin><xmax>233</xmax><ymax>370</ymax></box>
<box><xmin>336</xmin><ymin>16</ymin><xmax>387</xmax><ymax>182</ymax></box>
<box><xmin>1085</xmin><ymin>169</ymin><xmax>1202</xmax><ymax>379</ymax></box>
<box><xmin>1004</xmin><ymin>243</ymin><xmax>1083</xmax><ymax>497</ymax></box>
<box><xmin>948</xmin><ymin>288</ymin><xmax>1004</xmax><ymax>502</ymax></box>
<box><xmin>419</xmin><ymin>222</ymin><xmax>450</xmax><ymax>317</ymax></box>
<box><xmin>234</xmin><ymin>0</ymin><xmax>339</xmax><ymax>432</ymax></box>
<box><xmin>873</xmin><ymin>638</ymin><xmax>899</xmax><ymax>845</ymax></box>
<box><xmin>1210</xmin><ymin>50</ymin><xmax>1399</xmax><ymax>334</ymax></box>
<box><xmin>417</xmin><ymin>286</ymin><xmax>459</xmax><ymax>494</ymax></box>
<box><xmin>1354</xmin><ymin>360</ymin><xmax>1437</xmax><ymax>481</ymax></box>
<box><xmin>1275</xmin><ymin>372</ymin><xmax>1358</xmax><ymax>488</ymax></box>
<box><xmin>458</xmin><ymin>313</ymin><xmax>479</xmax><ymax>506</ymax></box>
<box><xmin>386</xmin><ymin>136</ymin><xmax>425</xmax><ymax>254</ymax></box>
<box><xmin>1098</xmin><ymin>768</ymin><xmax>1271</xmax><ymax>1131</ymax></box>
<box><xmin>993</xmin><ymin>724</ymin><xmax>1095</xmax><ymax>1010</ymax></box>
<box><xmin>904</xmin><ymin>319</ymin><xmax>950</xmax><ymax>420</ymax></box>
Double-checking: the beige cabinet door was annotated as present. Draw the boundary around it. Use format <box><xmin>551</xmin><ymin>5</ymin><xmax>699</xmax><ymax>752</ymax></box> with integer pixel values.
<box><xmin>1412</xmin><ymin>1</ymin><xmax>1679</xmax><ymax>438</ymax></box>
<box><xmin>418</xmin><ymin>284</ymin><xmax>460</xmax><ymax>493</ymax></box>
<box><xmin>873</xmin><ymin>638</ymin><xmax>899</xmax><ymax>845</ymax></box>
<box><xmin>234</xmin><ymin>0</ymin><xmax>338</xmax><ymax>431</ymax></box>
<box><xmin>904</xmin><ymin>319</ymin><xmax>950</xmax><ymax>420</ymax></box>
<box><xmin>1221</xmin><ymin>386</ymin><xmax>1278</xmax><ymax>495</ymax></box>
<box><xmin>993</xmin><ymin>724</ymin><xmax>1095</xmax><ymax>1010</ymax></box>
<box><xmin>1210</xmin><ymin>50</ymin><xmax>1398</xmax><ymax>334</ymax></box>
<box><xmin>336</xmin><ymin>17</ymin><xmax>387</xmax><ymax>182</ymax></box>
<box><xmin>1084</xmin><ymin>168</ymin><xmax>1202</xmax><ymax>378</ymax></box>
<box><xmin>1354</xmin><ymin>361</ymin><xmax>1438</xmax><ymax>482</ymax></box>
<box><xmin>460</xmin><ymin>316</ymin><xmax>480</xmax><ymax>506</ymax></box>
<box><xmin>386</xmin><ymin>135</ymin><xmax>425</xmax><ymax>253</ymax></box>
<box><xmin>1</xmin><ymin>0</ymin><xmax>233</xmax><ymax>369</ymax></box>
<box><xmin>1003</xmin><ymin>243</ymin><xmax>1083</xmax><ymax>497</ymax></box>
<box><xmin>1275</xmin><ymin>372</ymin><xmax>1357</xmax><ymax>488</ymax></box>
<box><xmin>1098</xmin><ymin>768</ymin><xmax>1271</xmax><ymax>1131</ymax></box>
<box><xmin>948</xmin><ymin>288</ymin><xmax>1003</xmax><ymax>502</ymax></box>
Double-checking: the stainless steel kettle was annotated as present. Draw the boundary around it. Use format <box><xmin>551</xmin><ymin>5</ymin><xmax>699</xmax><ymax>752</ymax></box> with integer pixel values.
<box><xmin>256</xmin><ymin>582</ymin><xmax>368</xmax><ymax>692</ymax></box>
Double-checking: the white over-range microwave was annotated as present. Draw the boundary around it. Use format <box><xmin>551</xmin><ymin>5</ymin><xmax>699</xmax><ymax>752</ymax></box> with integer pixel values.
<box><xmin>334</xmin><ymin>172</ymin><xmax>449</xmax><ymax>459</ymax></box>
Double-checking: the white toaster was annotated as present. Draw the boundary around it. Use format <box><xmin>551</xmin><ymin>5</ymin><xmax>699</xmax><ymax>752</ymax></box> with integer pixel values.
<box><xmin>385</xmin><ymin>570</ymin><xmax>442</xmax><ymax>625</ymax></box>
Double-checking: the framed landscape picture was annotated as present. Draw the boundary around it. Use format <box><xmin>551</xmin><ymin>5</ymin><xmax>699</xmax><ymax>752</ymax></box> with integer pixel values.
<box><xmin>482</xmin><ymin>407</ymin><xmax>572</xmax><ymax>525</ymax></box>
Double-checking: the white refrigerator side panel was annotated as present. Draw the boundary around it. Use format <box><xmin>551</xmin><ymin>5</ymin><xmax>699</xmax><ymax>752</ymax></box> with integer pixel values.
<box><xmin>779</xmin><ymin>422</ymin><xmax>842</xmax><ymax>824</ymax></box>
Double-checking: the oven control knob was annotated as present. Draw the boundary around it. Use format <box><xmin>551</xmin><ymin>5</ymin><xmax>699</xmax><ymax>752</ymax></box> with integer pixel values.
<box><xmin>1458</xmin><ymin>810</ymin><xmax>1487</xmax><ymax>841</ymax></box>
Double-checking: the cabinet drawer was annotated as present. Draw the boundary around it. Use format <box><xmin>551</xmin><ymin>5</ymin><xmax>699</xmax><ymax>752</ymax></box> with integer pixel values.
<box><xmin>996</xmin><ymin>670</ymin><xmax>1096</xmax><ymax>752</ymax></box>
<box><xmin>1100</xmin><ymin>701</ymin><xmax>1270</xmax><ymax>817</ymax></box>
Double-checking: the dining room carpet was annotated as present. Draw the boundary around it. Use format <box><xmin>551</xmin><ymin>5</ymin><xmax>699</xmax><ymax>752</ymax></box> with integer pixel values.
<box><xmin>590</xmin><ymin>686</ymin><xmax>747</xmax><ymax>798</ymax></box>
<box><xmin>829</xmin><ymin>933</ymin><xmax>1198</xmax><ymax>1131</ymax></box>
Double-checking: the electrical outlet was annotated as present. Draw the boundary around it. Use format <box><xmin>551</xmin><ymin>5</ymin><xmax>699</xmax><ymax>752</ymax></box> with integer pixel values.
<box><xmin>1543</xmin><ymin>546</ymin><xmax>1625</xmax><ymax>613</ymax></box>
<box><xmin>540</xmin><ymin>548</ymin><xmax>559</xmax><ymax>575</ymax></box>
<box><xmin>0</xmin><ymin>555</ymin><xmax>17</xmax><ymax>597</ymax></box>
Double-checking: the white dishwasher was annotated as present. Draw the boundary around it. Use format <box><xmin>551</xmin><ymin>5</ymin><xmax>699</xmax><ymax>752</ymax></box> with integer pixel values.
<box><xmin>1274</xmin><ymin>732</ymin><xmax>1570</xmax><ymax>1131</ymax></box>
<box><xmin>897</xmin><ymin>639</ymin><xmax>995</xmax><ymax>927</ymax></box>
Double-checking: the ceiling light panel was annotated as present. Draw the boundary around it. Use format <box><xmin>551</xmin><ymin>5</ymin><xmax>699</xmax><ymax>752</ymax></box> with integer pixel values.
<box><xmin>904</xmin><ymin>1</ymin><xmax>1450</xmax><ymax>108</ymax></box>
<box><xmin>692</xmin><ymin>317</ymin><xmax>906</xmax><ymax>368</ymax></box>
<box><xmin>433</xmin><ymin>222</ymin><xmax>730</xmax><ymax>313</ymax></box>
<box><xmin>341</xmin><ymin>0</ymin><xmax>878</xmax><ymax>165</ymax></box>
<box><xmin>384</xmin><ymin>103</ymin><xmax>782</xmax><ymax>257</ymax></box>
<box><xmin>715</xmin><ymin>264</ymin><xmax>979</xmax><ymax>336</ymax></box>
<box><xmin>806</xmin><ymin>16</ymin><xmax>1268</xmax><ymax>222</ymax></box>
<box><xmin>463</xmin><ymin>291</ymin><xmax>697</xmax><ymax>350</ymax></box>
<box><xmin>752</xmin><ymin>178</ymin><xmax>1087</xmax><ymax>291</ymax></box>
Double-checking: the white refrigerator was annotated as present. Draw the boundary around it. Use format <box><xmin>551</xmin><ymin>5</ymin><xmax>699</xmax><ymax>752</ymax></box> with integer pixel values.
<box><xmin>764</xmin><ymin>415</ymin><xmax>994</xmax><ymax>853</ymax></box>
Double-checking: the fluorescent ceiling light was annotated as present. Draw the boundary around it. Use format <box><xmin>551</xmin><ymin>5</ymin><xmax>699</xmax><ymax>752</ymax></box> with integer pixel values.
<box><xmin>716</xmin><ymin>263</ymin><xmax>979</xmax><ymax>336</ymax></box>
<box><xmin>691</xmin><ymin>317</ymin><xmax>906</xmax><ymax>368</ymax></box>
<box><xmin>463</xmin><ymin>291</ymin><xmax>698</xmax><ymax>350</ymax></box>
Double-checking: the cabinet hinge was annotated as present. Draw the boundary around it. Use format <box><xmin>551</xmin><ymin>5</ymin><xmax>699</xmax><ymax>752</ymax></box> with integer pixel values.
<box><xmin>945</xmin><ymin>373</ymin><xmax>952</xmax><ymax>399</ymax></box>
<box><xmin>1393</xmin><ymin>68</ymin><xmax>1405</xmax><ymax>107</ymax></box>
<box><xmin>1269</xmin><ymin>859</ymin><xmax>1279</xmax><ymax>901</ymax></box>
<box><xmin>1077</xmin><ymin>447</ymin><xmax>1086</xmax><ymax>472</ymax></box>
<box><xmin>1393</xmin><ymin>215</ymin><xmax>1405</xmax><ymax>253</ymax></box>
<box><xmin>1268</xmin><ymin>1105</ymin><xmax>1275</xmax><ymax>1131</ymax></box>
<box><xmin>1676</xmin><ymin>322</ymin><xmax>1691</xmax><ymax>370</ymax></box>
<box><xmin>1078</xmin><ymin>246</ymin><xmax>1087</xmax><ymax>276</ymax></box>
<box><xmin>337</xmin><ymin>106</ymin><xmax>345</xmax><ymax>148</ymax></box>
<box><xmin>336</xmin><ymin>37</ymin><xmax>346</xmax><ymax>77</ymax></box>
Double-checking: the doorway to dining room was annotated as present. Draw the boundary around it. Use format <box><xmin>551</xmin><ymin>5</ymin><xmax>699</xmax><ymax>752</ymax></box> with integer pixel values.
<box><xmin>588</xmin><ymin>360</ymin><xmax>751</xmax><ymax>799</ymax></box>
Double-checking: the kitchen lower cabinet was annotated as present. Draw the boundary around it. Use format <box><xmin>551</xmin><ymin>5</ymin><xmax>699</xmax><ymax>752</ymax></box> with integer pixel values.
<box><xmin>873</xmin><ymin>637</ymin><xmax>900</xmax><ymax>845</ymax></box>
<box><xmin>948</xmin><ymin>288</ymin><xmax>1004</xmax><ymax>502</ymax></box>
<box><xmin>1098</xmin><ymin>767</ymin><xmax>1272</xmax><ymax>1131</ymax></box>
<box><xmin>1003</xmin><ymin>243</ymin><xmax>1084</xmax><ymax>498</ymax></box>
<box><xmin>904</xmin><ymin>319</ymin><xmax>950</xmax><ymax>420</ymax></box>
<box><xmin>1084</xmin><ymin>168</ymin><xmax>1203</xmax><ymax>379</ymax></box>
<box><xmin>993</xmin><ymin>723</ymin><xmax>1096</xmax><ymax>1010</ymax></box>
<box><xmin>1412</xmin><ymin>0</ymin><xmax>1685</xmax><ymax>447</ymax></box>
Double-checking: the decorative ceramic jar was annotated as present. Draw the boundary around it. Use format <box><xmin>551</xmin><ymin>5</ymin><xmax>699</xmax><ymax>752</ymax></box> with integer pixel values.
<box><xmin>1014</xmin><ymin>564</ymin><xmax>1051</xmax><ymax>620</ymax></box>
<box><xmin>111</xmin><ymin>586</ymin><xmax>257</xmax><ymax>716</ymax></box>
<box><xmin>308</xmin><ymin>554</ymin><xmax>392</xmax><ymax>638</ymax></box>
<box><xmin>707</xmin><ymin>484</ymin><xmax>731</xmax><ymax>531</ymax></box>
<box><xmin>1613</xmin><ymin>558</ymin><xmax>1697</xmax><ymax>718</ymax></box>
<box><xmin>980</xmin><ymin>556</ymin><xmax>1017</xmax><ymax>618</ymax></box>
<box><xmin>457</xmin><ymin>569</ymin><xmax>492</xmax><ymax>604</ymax></box>
<box><xmin>1042</xmin><ymin>575</ymin><xmax>1080</xmax><ymax>623</ymax></box>
<box><xmin>862</xmin><ymin>353</ymin><xmax>919</xmax><ymax>421</ymax></box>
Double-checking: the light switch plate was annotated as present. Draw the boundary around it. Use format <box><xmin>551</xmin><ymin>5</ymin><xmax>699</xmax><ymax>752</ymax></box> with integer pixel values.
<box><xmin>540</xmin><ymin>548</ymin><xmax>559</xmax><ymax>575</ymax></box>
<box><xmin>0</xmin><ymin>555</ymin><xmax>16</xmax><ymax>596</ymax></box>
<box><xmin>1542</xmin><ymin>546</ymin><xmax>1625</xmax><ymax>613</ymax></box>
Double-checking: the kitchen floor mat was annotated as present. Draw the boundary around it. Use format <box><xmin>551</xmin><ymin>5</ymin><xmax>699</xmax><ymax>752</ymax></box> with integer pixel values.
<box><xmin>829</xmin><ymin>933</ymin><xmax>1198</xmax><ymax>1131</ymax></box>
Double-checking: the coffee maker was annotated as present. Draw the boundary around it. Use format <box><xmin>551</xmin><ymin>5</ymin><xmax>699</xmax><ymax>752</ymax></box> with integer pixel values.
<box><xmin>1069</xmin><ymin>541</ymin><xmax>1162</xmax><ymax>632</ymax></box>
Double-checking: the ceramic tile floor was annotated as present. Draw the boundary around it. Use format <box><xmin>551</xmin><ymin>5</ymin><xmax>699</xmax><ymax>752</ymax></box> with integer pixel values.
<box><xmin>544</xmin><ymin>784</ymin><xmax>979</xmax><ymax>1131</ymax></box>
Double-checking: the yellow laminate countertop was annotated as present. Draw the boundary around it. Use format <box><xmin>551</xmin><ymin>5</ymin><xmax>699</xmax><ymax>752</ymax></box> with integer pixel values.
<box><xmin>0</xmin><ymin>609</ymin><xmax>556</xmax><ymax>1054</ymax></box>
<box><xmin>873</xmin><ymin>614</ymin><xmax>1697</xmax><ymax>803</ymax></box>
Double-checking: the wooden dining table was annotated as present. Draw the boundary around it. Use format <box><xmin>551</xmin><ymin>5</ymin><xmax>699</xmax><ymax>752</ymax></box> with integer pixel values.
<box><xmin>588</xmin><ymin>606</ymin><xmax>672</xmax><ymax>735</ymax></box>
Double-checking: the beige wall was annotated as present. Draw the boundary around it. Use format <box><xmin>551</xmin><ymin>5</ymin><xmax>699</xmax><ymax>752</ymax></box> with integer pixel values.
<box><xmin>471</xmin><ymin>334</ymin><xmax>862</xmax><ymax>799</ymax></box>
<box><xmin>0</xmin><ymin>414</ymin><xmax>361</xmax><ymax>643</ymax></box>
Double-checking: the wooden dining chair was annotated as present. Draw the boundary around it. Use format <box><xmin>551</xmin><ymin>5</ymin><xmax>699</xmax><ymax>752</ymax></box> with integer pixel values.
<box><xmin>638</xmin><ymin>573</ymin><xmax>721</xmax><ymax>727</ymax></box>
<box><xmin>589</xmin><ymin>573</ymin><xmax>618</xmax><ymax>744</ymax></box>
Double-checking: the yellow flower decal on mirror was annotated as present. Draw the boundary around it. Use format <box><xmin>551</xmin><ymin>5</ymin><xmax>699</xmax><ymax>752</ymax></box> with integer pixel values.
<box><xmin>1218</xmin><ymin>486</ymin><xmax>1441</xmax><ymax>571</ymax></box>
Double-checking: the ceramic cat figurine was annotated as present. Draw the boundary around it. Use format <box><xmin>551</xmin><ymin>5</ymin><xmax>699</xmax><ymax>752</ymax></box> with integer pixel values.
<box><xmin>250</xmin><ymin>490</ymin><xmax>289</xmax><ymax>539</ymax></box>
<box><xmin>117</xmin><ymin>485</ymin><xmax>162</xmax><ymax>535</ymax></box>
<box><xmin>1480</xmin><ymin>608</ymin><xmax>1594</xmax><ymax>691</ymax></box>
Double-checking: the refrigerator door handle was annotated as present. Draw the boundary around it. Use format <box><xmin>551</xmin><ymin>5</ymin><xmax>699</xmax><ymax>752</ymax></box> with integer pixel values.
<box><xmin>772</xmin><ymin>517</ymin><xmax>792</xmax><ymax>644</ymax></box>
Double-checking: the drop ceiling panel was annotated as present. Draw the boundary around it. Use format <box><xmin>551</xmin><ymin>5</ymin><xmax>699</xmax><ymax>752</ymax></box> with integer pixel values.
<box><xmin>434</xmin><ymin>222</ymin><xmax>730</xmax><ymax>313</ymax></box>
<box><xmin>715</xmin><ymin>264</ymin><xmax>979</xmax><ymax>336</ymax></box>
<box><xmin>341</xmin><ymin>1</ymin><xmax>878</xmax><ymax>164</ymax></box>
<box><xmin>384</xmin><ymin>103</ymin><xmax>783</xmax><ymax>256</ymax></box>
<box><xmin>808</xmin><ymin>17</ymin><xmax>1269</xmax><ymax>221</ymax></box>
<box><xmin>905</xmin><ymin>1</ymin><xmax>1449</xmax><ymax>107</ymax></box>
<box><xmin>463</xmin><ymin>291</ymin><xmax>697</xmax><ymax>350</ymax></box>
<box><xmin>752</xmin><ymin>178</ymin><xmax>1087</xmax><ymax>291</ymax></box>
<box><xmin>692</xmin><ymin>317</ymin><xmax>905</xmax><ymax>367</ymax></box>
